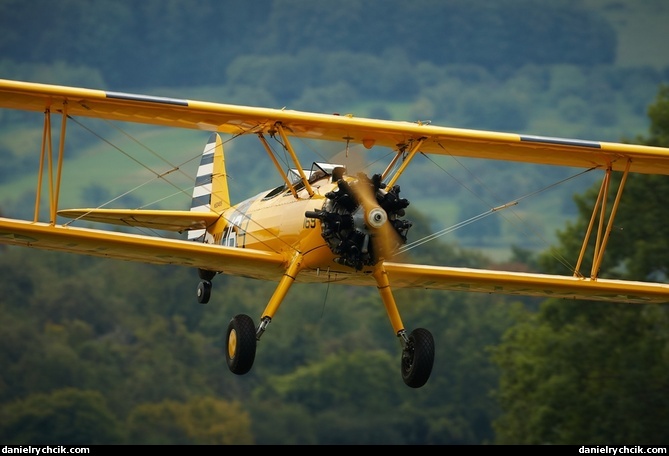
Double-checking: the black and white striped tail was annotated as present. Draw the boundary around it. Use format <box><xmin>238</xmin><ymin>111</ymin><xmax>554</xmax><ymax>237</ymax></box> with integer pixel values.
<box><xmin>188</xmin><ymin>133</ymin><xmax>219</xmax><ymax>243</ymax></box>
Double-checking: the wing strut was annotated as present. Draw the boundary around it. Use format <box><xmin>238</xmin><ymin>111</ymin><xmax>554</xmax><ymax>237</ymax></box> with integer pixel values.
<box><xmin>257</xmin><ymin>133</ymin><xmax>299</xmax><ymax>199</ymax></box>
<box><xmin>35</xmin><ymin>106</ymin><xmax>68</xmax><ymax>224</ymax></box>
<box><xmin>573</xmin><ymin>160</ymin><xmax>631</xmax><ymax>280</ymax></box>
<box><xmin>275</xmin><ymin>122</ymin><xmax>314</xmax><ymax>198</ymax></box>
<box><xmin>384</xmin><ymin>137</ymin><xmax>426</xmax><ymax>188</ymax></box>
<box><xmin>257</xmin><ymin>123</ymin><xmax>315</xmax><ymax>199</ymax></box>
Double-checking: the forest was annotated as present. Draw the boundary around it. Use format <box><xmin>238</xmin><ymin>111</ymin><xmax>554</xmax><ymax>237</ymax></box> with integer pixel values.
<box><xmin>0</xmin><ymin>0</ymin><xmax>668</xmax><ymax>445</ymax></box>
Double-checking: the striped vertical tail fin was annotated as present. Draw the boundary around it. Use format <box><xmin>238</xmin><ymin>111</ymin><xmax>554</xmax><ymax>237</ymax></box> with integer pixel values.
<box><xmin>188</xmin><ymin>133</ymin><xmax>230</xmax><ymax>242</ymax></box>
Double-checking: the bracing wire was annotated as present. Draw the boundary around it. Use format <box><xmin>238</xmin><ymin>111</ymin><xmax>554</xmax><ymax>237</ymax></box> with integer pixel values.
<box><xmin>404</xmin><ymin>150</ymin><xmax>597</xmax><ymax>273</ymax></box>
<box><xmin>67</xmin><ymin>115</ymin><xmax>197</xmax><ymax>201</ymax></box>
<box><xmin>65</xmin><ymin>116</ymin><xmax>296</xmax><ymax>253</ymax></box>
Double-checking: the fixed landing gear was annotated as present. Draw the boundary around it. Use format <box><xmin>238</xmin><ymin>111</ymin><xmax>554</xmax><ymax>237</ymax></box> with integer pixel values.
<box><xmin>197</xmin><ymin>280</ymin><xmax>212</xmax><ymax>304</ymax></box>
<box><xmin>221</xmin><ymin>311</ymin><xmax>435</xmax><ymax>389</ymax></box>
<box><xmin>225</xmin><ymin>314</ymin><xmax>257</xmax><ymax>375</ymax></box>
<box><xmin>400</xmin><ymin>328</ymin><xmax>435</xmax><ymax>388</ymax></box>
<box><xmin>194</xmin><ymin>262</ymin><xmax>435</xmax><ymax>388</ymax></box>
<box><xmin>197</xmin><ymin>269</ymin><xmax>216</xmax><ymax>304</ymax></box>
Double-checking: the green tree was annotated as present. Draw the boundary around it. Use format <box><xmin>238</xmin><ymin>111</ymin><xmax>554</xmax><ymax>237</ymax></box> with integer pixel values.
<box><xmin>491</xmin><ymin>85</ymin><xmax>669</xmax><ymax>444</ymax></box>
<box><xmin>493</xmin><ymin>302</ymin><xmax>669</xmax><ymax>444</ymax></box>
<box><xmin>126</xmin><ymin>397</ymin><xmax>253</xmax><ymax>444</ymax></box>
<box><xmin>0</xmin><ymin>388</ymin><xmax>124</xmax><ymax>444</ymax></box>
<box><xmin>254</xmin><ymin>350</ymin><xmax>404</xmax><ymax>413</ymax></box>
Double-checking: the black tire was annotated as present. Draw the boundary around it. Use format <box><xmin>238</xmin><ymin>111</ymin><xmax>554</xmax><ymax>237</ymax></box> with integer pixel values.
<box><xmin>401</xmin><ymin>328</ymin><xmax>435</xmax><ymax>388</ymax></box>
<box><xmin>197</xmin><ymin>280</ymin><xmax>212</xmax><ymax>304</ymax></box>
<box><xmin>225</xmin><ymin>314</ymin><xmax>257</xmax><ymax>375</ymax></box>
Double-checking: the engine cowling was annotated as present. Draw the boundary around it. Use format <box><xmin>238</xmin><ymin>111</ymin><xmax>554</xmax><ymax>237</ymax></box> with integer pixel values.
<box><xmin>305</xmin><ymin>173</ymin><xmax>412</xmax><ymax>270</ymax></box>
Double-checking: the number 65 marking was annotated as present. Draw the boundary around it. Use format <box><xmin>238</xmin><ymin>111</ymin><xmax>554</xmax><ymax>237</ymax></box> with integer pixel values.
<box><xmin>303</xmin><ymin>218</ymin><xmax>316</xmax><ymax>229</ymax></box>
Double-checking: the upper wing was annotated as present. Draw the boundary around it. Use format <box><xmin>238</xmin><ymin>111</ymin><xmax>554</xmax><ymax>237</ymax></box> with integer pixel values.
<box><xmin>383</xmin><ymin>262</ymin><xmax>669</xmax><ymax>304</ymax></box>
<box><xmin>0</xmin><ymin>217</ymin><xmax>285</xmax><ymax>279</ymax></box>
<box><xmin>2</xmin><ymin>79</ymin><xmax>669</xmax><ymax>175</ymax></box>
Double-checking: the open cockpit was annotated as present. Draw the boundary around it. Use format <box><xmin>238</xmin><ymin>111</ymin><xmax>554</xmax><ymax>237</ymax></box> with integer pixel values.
<box><xmin>263</xmin><ymin>162</ymin><xmax>346</xmax><ymax>199</ymax></box>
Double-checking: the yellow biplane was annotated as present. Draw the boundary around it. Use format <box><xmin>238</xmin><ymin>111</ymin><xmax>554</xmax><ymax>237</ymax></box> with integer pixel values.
<box><xmin>1</xmin><ymin>79</ymin><xmax>668</xmax><ymax>388</ymax></box>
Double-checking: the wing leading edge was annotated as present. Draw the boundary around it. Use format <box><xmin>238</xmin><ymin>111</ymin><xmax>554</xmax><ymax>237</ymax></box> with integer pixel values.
<box><xmin>2</xmin><ymin>79</ymin><xmax>669</xmax><ymax>175</ymax></box>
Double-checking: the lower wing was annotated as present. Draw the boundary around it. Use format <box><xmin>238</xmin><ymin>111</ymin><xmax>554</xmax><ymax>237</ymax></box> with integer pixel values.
<box><xmin>2</xmin><ymin>217</ymin><xmax>667</xmax><ymax>304</ymax></box>
<box><xmin>384</xmin><ymin>262</ymin><xmax>669</xmax><ymax>304</ymax></box>
<box><xmin>0</xmin><ymin>217</ymin><xmax>285</xmax><ymax>280</ymax></box>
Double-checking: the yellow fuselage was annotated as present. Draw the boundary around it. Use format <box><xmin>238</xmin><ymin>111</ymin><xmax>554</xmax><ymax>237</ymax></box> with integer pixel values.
<box><xmin>215</xmin><ymin>176</ymin><xmax>341</xmax><ymax>274</ymax></box>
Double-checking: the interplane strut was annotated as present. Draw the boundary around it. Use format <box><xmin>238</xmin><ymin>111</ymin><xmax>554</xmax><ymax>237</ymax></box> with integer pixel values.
<box><xmin>573</xmin><ymin>160</ymin><xmax>631</xmax><ymax>280</ymax></box>
<box><xmin>36</xmin><ymin>107</ymin><xmax>69</xmax><ymax>224</ymax></box>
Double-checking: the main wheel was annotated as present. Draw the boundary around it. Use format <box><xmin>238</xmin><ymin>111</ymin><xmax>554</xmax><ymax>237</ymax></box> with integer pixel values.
<box><xmin>197</xmin><ymin>280</ymin><xmax>212</xmax><ymax>304</ymax></box>
<box><xmin>401</xmin><ymin>328</ymin><xmax>435</xmax><ymax>388</ymax></box>
<box><xmin>225</xmin><ymin>314</ymin><xmax>257</xmax><ymax>375</ymax></box>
